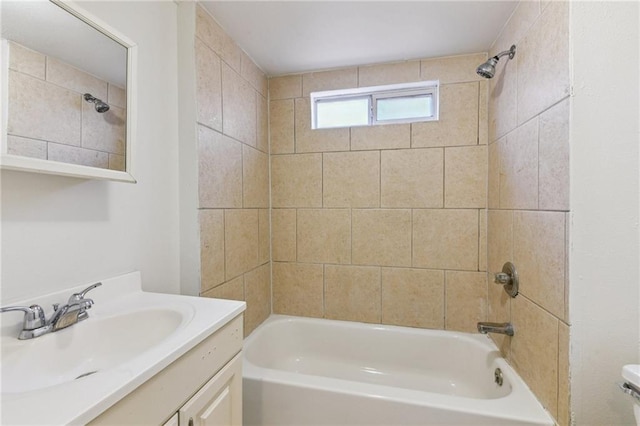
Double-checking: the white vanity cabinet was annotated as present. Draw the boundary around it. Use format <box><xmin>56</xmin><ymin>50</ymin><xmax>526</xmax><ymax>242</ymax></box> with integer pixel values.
<box><xmin>90</xmin><ymin>314</ymin><xmax>243</xmax><ymax>426</ymax></box>
<box><xmin>177</xmin><ymin>353</ymin><xmax>242</xmax><ymax>425</ymax></box>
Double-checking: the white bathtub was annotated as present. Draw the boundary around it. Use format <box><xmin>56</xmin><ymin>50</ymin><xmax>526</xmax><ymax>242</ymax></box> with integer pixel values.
<box><xmin>243</xmin><ymin>315</ymin><xmax>554</xmax><ymax>426</ymax></box>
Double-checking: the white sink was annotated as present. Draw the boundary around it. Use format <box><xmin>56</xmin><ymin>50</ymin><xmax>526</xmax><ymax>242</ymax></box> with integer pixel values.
<box><xmin>1</xmin><ymin>308</ymin><xmax>185</xmax><ymax>393</ymax></box>
<box><xmin>0</xmin><ymin>271</ymin><xmax>246</xmax><ymax>425</ymax></box>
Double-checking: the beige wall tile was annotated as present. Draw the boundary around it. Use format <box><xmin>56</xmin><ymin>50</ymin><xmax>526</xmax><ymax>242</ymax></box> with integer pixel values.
<box><xmin>488</xmin><ymin>138</ymin><xmax>501</xmax><ymax>208</ymax></box>
<box><xmin>199</xmin><ymin>209</ymin><xmax>225</xmax><ymax>292</ymax></box>
<box><xmin>241</xmin><ymin>51</ymin><xmax>267</xmax><ymax>97</ymax></box>
<box><xmin>297</xmin><ymin>209</ymin><xmax>351</xmax><ymax>264</ymax></box>
<box><xmin>478</xmin><ymin>80</ymin><xmax>489</xmax><ymax>145</ymax></box>
<box><xmin>272</xmin><ymin>209</ymin><xmax>296</xmax><ymax>262</ymax></box>
<box><xmin>381</xmin><ymin>148</ymin><xmax>443</xmax><ymax>208</ymax></box>
<box><xmin>108</xmin><ymin>84</ymin><xmax>126</xmax><ymax>109</ymax></box>
<box><xmin>198</xmin><ymin>126</ymin><xmax>242</xmax><ymax>208</ymax></box>
<box><xmin>48</xmin><ymin>143</ymin><xmax>108</xmax><ymax>169</ymax></box>
<box><xmin>490</xmin><ymin>1</ymin><xmax>540</xmax><ymax>53</ymax></box>
<box><xmin>8</xmin><ymin>71</ymin><xmax>81</xmax><ymax>146</ymax></box>
<box><xmin>325</xmin><ymin>265</ymin><xmax>381</xmax><ymax>323</ymax></box>
<box><xmin>109</xmin><ymin>154</ymin><xmax>125</xmax><ymax>172</ymax></box>
<box><xmin>445</xmin><ymin>271</ymin><xmax>487</xmax><ymax>332</ymax></box>
<box><xmin>517</xmin><ymin>1</ymin><xmax>570</xmax><ymax>124</ymax></box>
<box><xmin>487</xmin><ymin>209</ymin><xmax>514</xmax><ymax>274</ymax></box>
<box><xmin>479</xmin><ymin>209</ymin><xmax>487</xmax><ymax>272</ymax></box>
<box><xmin>557</xmin><ymin>322</ymin><xmax>570</xmax><ymax>426</ymax></box>
<box><xmin>244</xmin><ymin>264</ymin><xmax>271</xmax><ymax>336</ymax></box>
<box><xmin>257</xmin><ymin>94</ymin><xmax>269</xmax><ymax>153</ymax></box>
<box><xmin>201</xmin><ymin>276</ymin><xmax>244</xmax><ymax>301</ymax></box>
<box><xmin>413</xmin><ymin>209</ymin><xmax>478</xmax><ymax>270</ymax></box>
<box><xmin>539</xmin><ymin>98</ymin><xmax>570</xmax><ymax>211</ymax></box>
<box><xmin>514</xmin><ymin>211</ymin><xmax>565</xmax><ymax>319</ymax></box>
<box><xmin>224</xmin><ymin>209</ymin><xmax>260</xmax><ymax>280</ymax></box>
<box><xmin>9</xmin><ymin>42</ymin><xmax>45</xmax><ymax>79</ymax></box>
<box><xmin>358</xmin><ymin>61</ymin><xmax>420</xmax><ymax>87</ymax></box>
<box><xmin>302</xmin><ymin>68</ymin><xmax>358</xmax><ymax>97</ymax></box>
<box><xmin>381</xmin><ymin>268</ymin><xmax>444</xmax><ymax>329</ymax></box>
<box><xmin>352</xmin><ymin>209</ymin><xmax>411</xmax><ymax>267</ymax></box>
<box><xmin>82</xmin><ymin>103</ymin><xmax>126</xmax><ymax>155</ymax></box>
<box><xmin>412</xmin><ymin>82</ymin><xmax>479</xmax><ymax>148</ymax></box>
<box><xmin>351</xmin><ymin>124</ymin><xmax>410</xmax><ymax>151</ymax></box>
<box><xmin>46</xmin><ymin>57</ymin><xmax>108</xmax><ymax>100</ymax></box>
<box><xmin>487</xmin><ymin>208</ymin><xmax>514</xmax><ymax>350</ymax></box>
<box><xmin>445</xmin><ymin>145</ymin><xmax>487</xmax><ymax>208</ymax></box>
<box><xmin>195</xmin><ymin>39</ymin><xmax>222</xmax><ymax>131</ymax></box>
<box><xmin>269</xmin><ymin>75</ymin><xmax>302</xmax><ymax>100</ymax></box>
<box><xmin>269</xmin><ymin>99</ymin><xmax>295</xmax><ymax>154</ymax></box>
<box><xmin>488</xmin><ymin>56</ymin><xmax>517</xmax><ymax>142</ymax></box>
<box><xmin>272</xmin><ymin>262</ymin><xmax>323</xmax><ymax>317</ymax></box>
<box><xmin>242</xmin><ymin>145</ymin><xmax>269</xmax><ymax>208</ymax></box>
<box><xmin>323</xmin><ymin>151</ymin><xmax>380</xmax><ymax>207</ymax></box>
<box><xmin>6</xmin><ymin>135</ymin><xmax>47</xmax><ymax>160</ymax></box>
<box><xmin>511</xmin><ymin>296</ymin><xmax>559</xmax><ymax>419</ymax></box>
<box><xmin>258</xmin><ymin>209</ymin><xmax>270</xmax><ymax>264</ymax></box>
<box><xmin>222</xmin><ymin>63</ymin><xmax>256</xmax><ymax>146</ymax></box>
<box><xmin>488</xmin><ymin>270</ymin><xmax>512</xmax><ymax>357</ymax></box>
<box><xmin>295</xmin><ymin>98</ymin><xmax>350</xmax><ymax>153</ymax></box>
<box><xmin>499</xmin><ymin>118</ymin><xmax>538</xmax><ymax>210</ymax></box>
<box><xmin>420</xmin><ymin>53</ymin><xmax>487</xmax><ymax>84</ymax></box>
<box><xmin>196</xmin><ymin>5</ymin><xmax>241</xmax><ymax>72</ymax></box>
<box><xmin>271</xmin><ymin>153</ymin><xmax>322</xmax><ymax>207</ymax></box>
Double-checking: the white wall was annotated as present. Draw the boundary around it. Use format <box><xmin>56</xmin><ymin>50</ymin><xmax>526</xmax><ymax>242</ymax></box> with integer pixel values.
<box><xmin>0</xmin><ymin>1</ymin><xmax>180</xmax><ymax>303</ymax></box>
<box><xmin>570</xmin><ymin>2</ymin><xmax>640</xmax><ymax>424</ymax></box>
<box><xmin>177</xmin><ymin>1</ymin><xmax>201</xmax><ymax>297</ymax></box>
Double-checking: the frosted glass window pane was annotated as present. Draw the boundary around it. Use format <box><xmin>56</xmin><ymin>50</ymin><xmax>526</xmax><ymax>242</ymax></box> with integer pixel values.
<box><xmin>376</xmin><ymin>95</ymin><xmax>433</xmax><ymax>121</ymax></box>
<box><xmin>316</xmin><ymin>98</ymin><xmax>369</xmax><ymax>129</ymax></box>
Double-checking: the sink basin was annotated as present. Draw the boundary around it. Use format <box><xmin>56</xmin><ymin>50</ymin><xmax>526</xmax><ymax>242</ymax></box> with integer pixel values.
<box><xmin>1</xmin><ymin>308</ymin><xmax>185</xmax><ymax>393</ymax></box>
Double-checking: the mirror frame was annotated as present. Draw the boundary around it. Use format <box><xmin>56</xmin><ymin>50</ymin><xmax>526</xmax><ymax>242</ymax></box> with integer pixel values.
<box><xmin>0</xmin><ymin>0</ymin><xmax>138</xmax><ymax>183</ymax></box>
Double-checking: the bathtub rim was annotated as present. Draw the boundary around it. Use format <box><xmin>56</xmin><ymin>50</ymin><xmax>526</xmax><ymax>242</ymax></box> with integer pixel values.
<box><xmin>243</xmin><ymin>314</ymin><xmax>554</xmax><ymax>426</ymax></box>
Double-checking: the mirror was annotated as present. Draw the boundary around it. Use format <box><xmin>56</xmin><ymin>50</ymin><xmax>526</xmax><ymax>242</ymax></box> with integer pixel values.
<box><xmin>1</xmin><ymin>0</ymin><xmax>137</xmax><ymax>183</ymax></box>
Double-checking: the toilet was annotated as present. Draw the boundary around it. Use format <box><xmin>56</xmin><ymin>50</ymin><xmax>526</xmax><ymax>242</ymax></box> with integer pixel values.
<box><xmin>622</xmin><ymin>364</ymin><xmax>640</xmax><ymax>425</ymax></box>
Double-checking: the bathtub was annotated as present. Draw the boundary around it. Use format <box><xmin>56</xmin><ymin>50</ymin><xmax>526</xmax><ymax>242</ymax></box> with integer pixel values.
<box><xmin>243</xmin><ymin>315</ymin><xmax>554</xmax><ymax>426</ymax></box>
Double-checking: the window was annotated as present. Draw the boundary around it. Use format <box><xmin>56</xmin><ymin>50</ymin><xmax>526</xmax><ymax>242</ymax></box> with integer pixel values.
<box><xmin>311</xmin><ymin>81</ymin><xmax>438</xmax><ymax>129</ymax></box>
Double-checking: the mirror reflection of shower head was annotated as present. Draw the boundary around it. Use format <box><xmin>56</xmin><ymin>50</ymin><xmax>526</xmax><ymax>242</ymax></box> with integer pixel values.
<box><xmin>476</xmin><ymin>45</ymin><xmax>516</xmax><ymax>79</ymax></box>
<box><xmin>83</xmin><ymin>93</ymin><xmax>110</xmax><ymax>113</ymax></box>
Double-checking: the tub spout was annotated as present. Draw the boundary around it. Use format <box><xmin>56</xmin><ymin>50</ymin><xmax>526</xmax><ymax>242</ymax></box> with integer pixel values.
<box><xmin>477</xmin><ymin>322</ymin><xmax>514</xmax><ymax>336</ymax></box>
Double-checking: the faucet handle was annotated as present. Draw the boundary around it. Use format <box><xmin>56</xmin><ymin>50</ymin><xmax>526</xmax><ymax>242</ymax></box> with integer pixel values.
<box><xmin>0</xmin><ymin>305</ymin><xmax>46</xmax><ymax>330</ymax></box>
<box><xmin>68</xmin><ymin>282</ymin><xmax>102</xmax><ymax>303</ymax></box>
<box><xmin>494</xmin><ymin>272</ymin><xmax>512</xmax><ymax>285</ymax></box>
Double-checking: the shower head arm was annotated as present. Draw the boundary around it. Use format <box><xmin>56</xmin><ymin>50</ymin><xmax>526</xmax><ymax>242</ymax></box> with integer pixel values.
<box><xmin>493</xmin><ymin>45</ymin><xmax>516</xmax><ymax>61</ymax></box>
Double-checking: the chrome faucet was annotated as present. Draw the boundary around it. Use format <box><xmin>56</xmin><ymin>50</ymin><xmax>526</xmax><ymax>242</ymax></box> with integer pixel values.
<box><xmin>0</xmin><ymin>282</ymin><xmax>102</xmax><ymax>339</ymax></box>
<box><xmin>477</xmin><ymin>322</ymin><xmax>515</xmax><ymax>336</ymax></box>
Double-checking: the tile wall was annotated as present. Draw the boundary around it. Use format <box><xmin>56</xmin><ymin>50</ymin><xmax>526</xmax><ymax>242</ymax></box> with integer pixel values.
<box><xmin>486</xmin><ymin>2</ymin><xmax>571</xmax><ymax>424</ymax></box>
<box><xmin>269</xmin><ymin>53</ymin><xmax>489</xmax><ymax>333</ymax></box>
<box><xmin>6</xmin><ymin>41</ymin><xmax>126</xmax><ymax>171</ymax></box>
<box><xmin>194</xmin><ymin>6</ymin><xmax>270</xmax><ymax>336</ymax></box>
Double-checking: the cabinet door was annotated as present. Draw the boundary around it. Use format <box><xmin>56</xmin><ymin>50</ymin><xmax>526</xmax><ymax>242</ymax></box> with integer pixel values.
<box><xmin>163</xmin><ymin>413</ymin><xmax>179</xmax><ymax>426</ymax></box>
<box><xmin>179</xmin><ymin>353</ymin><xmax>242</xmax><ymax>426</ymax></box>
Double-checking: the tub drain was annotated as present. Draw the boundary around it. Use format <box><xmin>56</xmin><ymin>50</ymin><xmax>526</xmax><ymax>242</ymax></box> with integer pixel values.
<box><xmin>494</xmin><ymin>368</ymin><xmax>503</xmax><ymax>386</ymax></box>
<box><xmin>75</xmin><ymin>371</ymin><xmax>98</xmax><ymax>380</ymax></box>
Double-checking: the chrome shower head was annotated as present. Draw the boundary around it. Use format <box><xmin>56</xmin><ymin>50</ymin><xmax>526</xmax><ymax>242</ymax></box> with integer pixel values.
<box><xmin>83</xmin><ymin>93</ymin><xmax>110</xmax><ymax>113</ymax></box>
<box><xmin>476</xmin><ymin>45</ymin><xmax>516</xmax><ymax>79</ymax></box>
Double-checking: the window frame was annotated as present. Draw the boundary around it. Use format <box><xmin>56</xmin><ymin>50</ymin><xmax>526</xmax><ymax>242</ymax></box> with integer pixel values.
<box><xmin>310</xmin><ymin>80</ymin><xmax>439</xmax><ymax>130</ymax></box>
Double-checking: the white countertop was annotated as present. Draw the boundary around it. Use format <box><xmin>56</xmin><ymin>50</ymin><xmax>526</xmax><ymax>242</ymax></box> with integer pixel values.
<box><xmin>0</xmin><ymin>272</ymin><xmax>245</xmax><ymax>425</ymax></box>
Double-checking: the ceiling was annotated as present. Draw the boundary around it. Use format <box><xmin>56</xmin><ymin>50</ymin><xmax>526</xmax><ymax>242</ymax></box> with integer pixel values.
<box><xmin>202</xmin><ymin>1</ymin><xmax>518</xmax><ymax>76</ymax></box>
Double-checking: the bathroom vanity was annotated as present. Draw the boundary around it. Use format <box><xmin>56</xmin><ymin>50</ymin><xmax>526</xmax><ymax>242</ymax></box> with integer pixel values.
<box><xmin>90</xmin><ymin>315</ymin><xmax>243</xmax><ymax>425</ymax></box>
<box><xmin>0</xmin><ymin>272</ymin><xmax>245</xmax><ymax>425</ymax></box>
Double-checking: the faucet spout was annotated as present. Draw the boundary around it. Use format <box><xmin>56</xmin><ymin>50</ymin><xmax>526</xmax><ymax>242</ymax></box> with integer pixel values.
<box><xmin>50</xmin><ymin>299</ymin><xmax>94</xmax><ymax>331</ymax></box>
<box><xmin>477</xmin><ymin>322</ymin><xmax>514</xmax><ymax>336</ymax></box>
